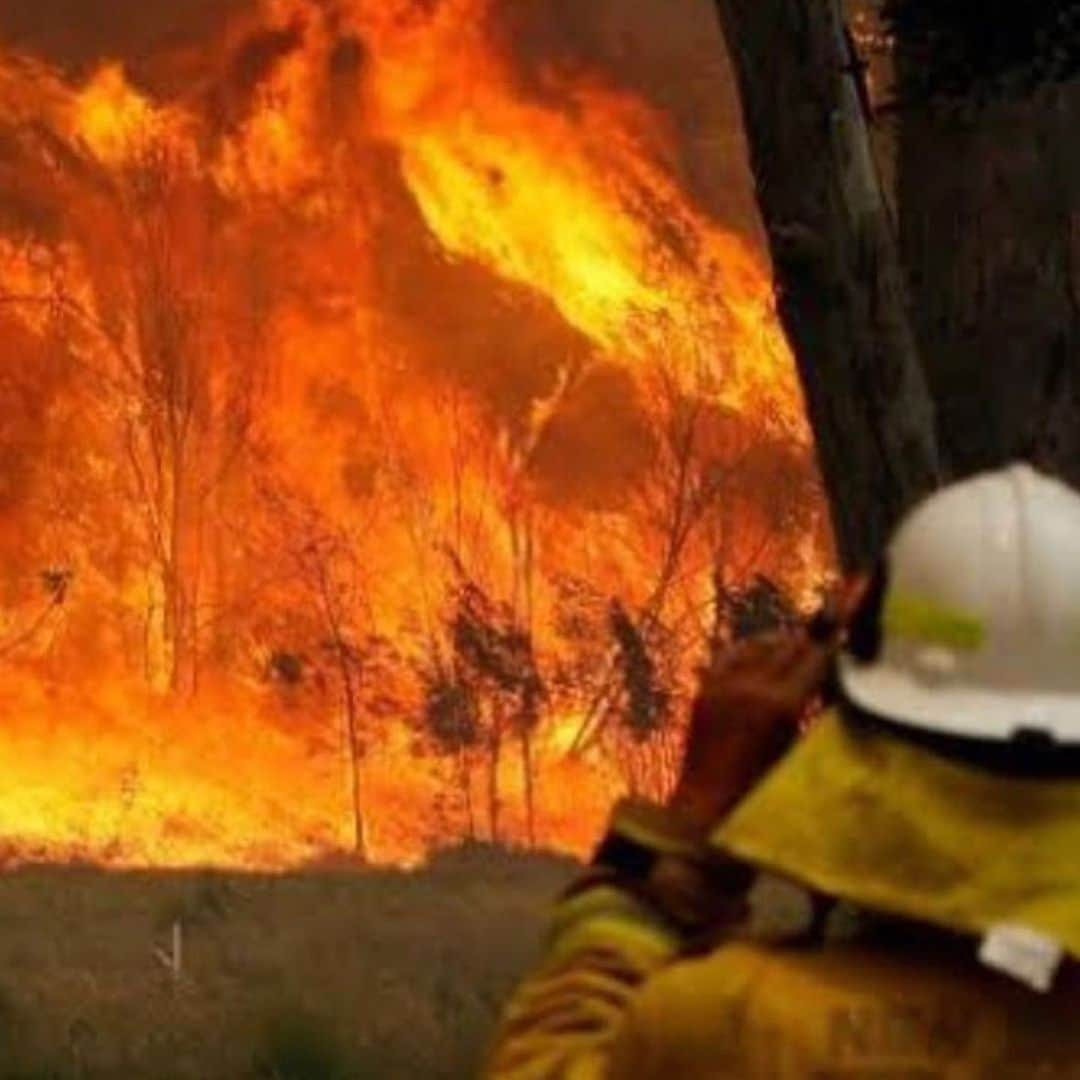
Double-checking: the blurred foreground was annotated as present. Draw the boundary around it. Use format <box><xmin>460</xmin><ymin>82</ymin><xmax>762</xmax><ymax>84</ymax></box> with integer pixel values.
<box><xmin>0</xmin><ymin>846</ymin><xmax>575</xmax><ymax>1079</ymax></box>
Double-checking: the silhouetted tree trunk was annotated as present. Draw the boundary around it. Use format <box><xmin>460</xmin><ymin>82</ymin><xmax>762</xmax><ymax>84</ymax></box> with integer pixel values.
<box><xmin>519</xmin><ymin>729</ymin><xmax>536</xmax><ymax>848</ymax></box>
<box><xmin>459</xmin><ymin>747</ymin><xmax>476</xmax><ymax>841</ymax></box>
<box><xmin>487</xmin><ymin>706</ymin><xmax>503</xmax><ymax>845</ymax></box>
<box><xmin>316</xmin><ymin>564</ymin><xmax>367</xmax><ymax>861</ymax></box>
<box><xmin>509</xmin><ymin>509</ymin><xmax>539</xmax><ymax>848</ymax></box>
<box><xmin>890</xmin><ymin>7</ymin><xmax>1080</xmax><ymax>482</ymax></box>
<box><xmin>712</xmin><ymin>0</ymin><xmax>941</xmax><ymax>568</ymax></box>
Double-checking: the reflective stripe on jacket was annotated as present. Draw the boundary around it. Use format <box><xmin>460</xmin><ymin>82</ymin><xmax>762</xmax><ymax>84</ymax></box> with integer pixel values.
<box><xmin>486</xmin><ymin>707</ymin><xmax>1080</xmax><ymax>1078</ymax></box>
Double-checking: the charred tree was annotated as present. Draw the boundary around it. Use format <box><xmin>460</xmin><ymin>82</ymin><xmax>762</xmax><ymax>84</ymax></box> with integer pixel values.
<box><xmin>451</xmin><ymin>581</ymin><xmax>544</xmax><ymax>848</ymax></box>
<box><xmin>314</xmin><ymin>561</ymin><xmax>367</xmax><ymax>861</ymax></box>
<box><xmin>606</xmin><ymin>600</ymin><xmax>677</xmax><ymax>801</ymax></box>
<box><xmin>887</xmin><ymin>2</ymin><xmax>1080</xmax><ymax>482</ymax></box>
<box><xmin>711</xmin><ymin>0</ymin><xmax>941</xmax><ymax>568</ymax></box>
<box><xmin>280</xmin><ymin>518</ymin><xmax>371</xmax><ymax>862</ymax></box>
<box><xmin>421</xmin><ymin>664</ymin><xmax>481</xmax><ymax>842</ymax></box>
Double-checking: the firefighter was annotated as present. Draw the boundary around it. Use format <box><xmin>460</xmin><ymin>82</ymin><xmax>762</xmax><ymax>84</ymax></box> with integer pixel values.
<box><xmin>486</xmin><ymin>463</ymin><xmax>1080</xmax><ymax>1078</ymax></box>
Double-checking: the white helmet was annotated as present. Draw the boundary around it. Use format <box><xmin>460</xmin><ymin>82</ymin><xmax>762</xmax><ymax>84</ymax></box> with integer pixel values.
<box><xmin>838</xmin><ymin>464</ymin><xmax>1080</xmax><ymax>744</ymax></box>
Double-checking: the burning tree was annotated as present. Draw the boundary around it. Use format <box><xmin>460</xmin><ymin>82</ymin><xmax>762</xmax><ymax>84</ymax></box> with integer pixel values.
<box><xmin>568</xmin><ymin>354</ymin><xmax>825</xmax><ymax>756</ymax></box>
<box><xmin>418</xmin><ymin>653</ymin><xmax>483</xmax><ymax>841</ymax></box>
<box><xmin>0</xmin><ymin>1</ymin><xmax>837</xmax><ymax>866</ymax></box>
<box><xmin>449</xmin><ymin>580</ymin><xmax>544</xmax><ymax>847</ymax></box>
<box><xmin>253</xmin><ymin>475</ymin><xmax>403</xmax><ymax>862</ymax></box>
<box><xmin>293</xmin><ymin>533</ymin><xmax>370</xmax><ymax>859</ymax></box>
<box><xmin>117</xmin><ymin>146</ymin><xmax>269</xmax><ymax>695</ymax></box>
<box><xmin>0</xmin><ymin>77</ymin><xmax>270</xmax><ymax>694</ymax></box>
<box><xmin>0</xmin><ymin>567</ymin><xmax>71</xmax><ymax>664</ymax></box>
<box><xmin>605</xmin><ymin>600</ymin><xmax>677</xmax><ymax>802</ymax></box>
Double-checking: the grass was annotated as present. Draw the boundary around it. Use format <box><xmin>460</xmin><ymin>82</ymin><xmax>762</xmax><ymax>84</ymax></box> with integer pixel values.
<box><xmin>0</xmin><ymin>845</ymin><xmax>576</xmax><ymax>1079</ymax></box>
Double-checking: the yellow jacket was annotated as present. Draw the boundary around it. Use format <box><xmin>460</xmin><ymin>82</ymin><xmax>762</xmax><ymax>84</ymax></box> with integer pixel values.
<box><xmin>486</xmin><ymin>713</ymin><xmax>1080</xmax><ymax>1078</ymax></box>
<box><xmin>488</xmin><ymin>917</ymin><xmax>1080</xmax><ymax>1077</ymax></box>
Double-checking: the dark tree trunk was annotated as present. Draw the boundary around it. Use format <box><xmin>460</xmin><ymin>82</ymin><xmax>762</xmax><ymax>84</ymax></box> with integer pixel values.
<box><xmin>520</xmin><ymin>729</ymin><xmax>536</xmax><ymax>848</ymax></box>
<box><xmin>711</xmin><ymin>0</ymin><xmax>941</xmax><ymax>568</ymax></box>
<box><xmin>896</xmin><ymin>74</ymin><xmax>1080</xmax><ymax>482</ymax></box>
<box><xmin>339</xmin><ymin>654</ymin><xmax>367</xmax><ymax>859</ymax></box>
<box><xmin>315</xmin><ymin>562</ymin><xmax>368</xmax><ymax>861</ymax></box>
<box><xmin>458</xmin><ymin>746</ymin><xmax>476</xmax><ymax>841</ymax></box>
<box><xmin>487</xmin><ymin>708</ymin><xmax>503</xmax><ymax>845</ymax></box>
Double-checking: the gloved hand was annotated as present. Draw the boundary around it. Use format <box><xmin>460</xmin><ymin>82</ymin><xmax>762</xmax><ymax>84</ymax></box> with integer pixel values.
<box><xmin>667</xmin><ymin>578</ymin><xmax>865</xmax><ymax>835</ymax></box>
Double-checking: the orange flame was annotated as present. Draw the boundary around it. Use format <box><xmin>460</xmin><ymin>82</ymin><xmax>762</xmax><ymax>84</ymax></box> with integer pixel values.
<box><xmin>0</xmin><ymin>0</ymin><xmax>831</xmax><ymax>869</ymax></box>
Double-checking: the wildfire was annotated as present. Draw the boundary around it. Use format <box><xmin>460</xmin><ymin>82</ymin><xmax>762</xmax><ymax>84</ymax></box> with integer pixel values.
<box><xmin>73</xmin><ymin>64</ymin><xmax>175</xmax><ymax>163</ymax></box>
<box><xmin>0</xmin><ymin>0</ymin><xmax>830</xmax><ymax>869</ymax></box>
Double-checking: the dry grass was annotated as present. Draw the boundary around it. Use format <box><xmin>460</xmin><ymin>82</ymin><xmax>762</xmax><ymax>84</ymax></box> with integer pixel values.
<box><xmin>0</xmin><ymin>845</ymin><xmax>576</xmax><ymax>1079</ymax></box>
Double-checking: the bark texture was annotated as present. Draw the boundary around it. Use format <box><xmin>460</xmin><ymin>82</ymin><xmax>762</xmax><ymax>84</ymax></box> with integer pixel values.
<box><xmin>712</xmin><ymin>0</ymin><xmax>941</xmax><ymax>569</ymax></box>
<box><xmin>896</xmin><ymin>76</ymin><xmax>1080</xmax><ymax>483</ymax></box>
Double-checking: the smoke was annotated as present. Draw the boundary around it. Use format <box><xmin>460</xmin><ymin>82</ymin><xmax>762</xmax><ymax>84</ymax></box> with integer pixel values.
<box><xmin>0</xmin><ymin>0</ymin><xmax>254</xmax><ymax>77</ymax></box>
<box><xmin>529</xmin><ymin>365</ymin><xmax>656</xmax><ymax>511</ymax></box>
<box><xmin>1</xmin><ymin>0</ymin><xmax>759</xmax><ymax>233</ymax></box>
<box><xmin>490</xmin><ymin>0</ymin><xmax>760</xmax><ymax>235</ymax></box>
<box><xmin>2</xmin><ymin>0</ymin><xmax>773</xmax><ymax>511</ymax></box>
<box><xmin>0</xmin><ymin>0</ymin><xmax>826</xmax><ymax>867</ymax></box>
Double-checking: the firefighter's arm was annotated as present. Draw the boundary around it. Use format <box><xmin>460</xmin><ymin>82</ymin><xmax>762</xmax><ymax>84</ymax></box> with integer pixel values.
<box><xmin>484</xmin><ymin>799</ymin><xmax>751</xmax><ymax>1080</ymax></box>
<box><xmin>486</xmin><ymin>611</ymin><xmax>855</xmax><ymax>1080</ymax></box>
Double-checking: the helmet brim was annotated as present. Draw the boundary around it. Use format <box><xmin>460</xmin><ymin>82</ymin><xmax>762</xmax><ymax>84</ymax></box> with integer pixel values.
<box><xmin>837</xmin><ymin>654</ymin><xmax>1080</xmax><ymax>745</ymax></box>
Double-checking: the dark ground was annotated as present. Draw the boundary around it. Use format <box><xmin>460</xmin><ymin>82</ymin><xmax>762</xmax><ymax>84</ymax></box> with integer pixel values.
<box><xmin>0</xmin><ymin>846</ymin><xmax>577</xmax><ymax>1079</ymax></box>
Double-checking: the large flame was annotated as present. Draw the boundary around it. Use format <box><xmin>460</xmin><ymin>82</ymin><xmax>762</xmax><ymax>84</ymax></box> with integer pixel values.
<box><xmin>0</xmin><ymin>0</ymin><xmax>831</xmax><ymax>868</ymax></box>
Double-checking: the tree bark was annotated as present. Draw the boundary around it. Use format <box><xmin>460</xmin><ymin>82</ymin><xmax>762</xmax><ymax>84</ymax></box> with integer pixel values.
<box><xmin>711</xmin><ymin>0</ymin><xmax>941</xmax><ymax>568</ymax></box>
<box><xmin>896</xmin><ymin>75</ymin><xmax>1080</xmax><ymax>482</ymax></box>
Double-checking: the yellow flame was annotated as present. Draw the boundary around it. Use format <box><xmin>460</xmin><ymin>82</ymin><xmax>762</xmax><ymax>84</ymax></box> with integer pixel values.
<box><xmin>0</xmin><ymin>0</ymin><xmax>831</xmax><ymax>869</ymax></box>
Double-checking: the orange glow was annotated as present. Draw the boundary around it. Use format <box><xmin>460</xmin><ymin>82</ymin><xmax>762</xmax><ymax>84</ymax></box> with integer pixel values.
<box><xmin>0</xmin><ymin>0</ymin><xmax>831</xmax><ymax>869</ymax></box>
<box><xmin>72</xmin><ymin>63</ymin><xmax>193</xmax><ymax>166</ymax></box>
